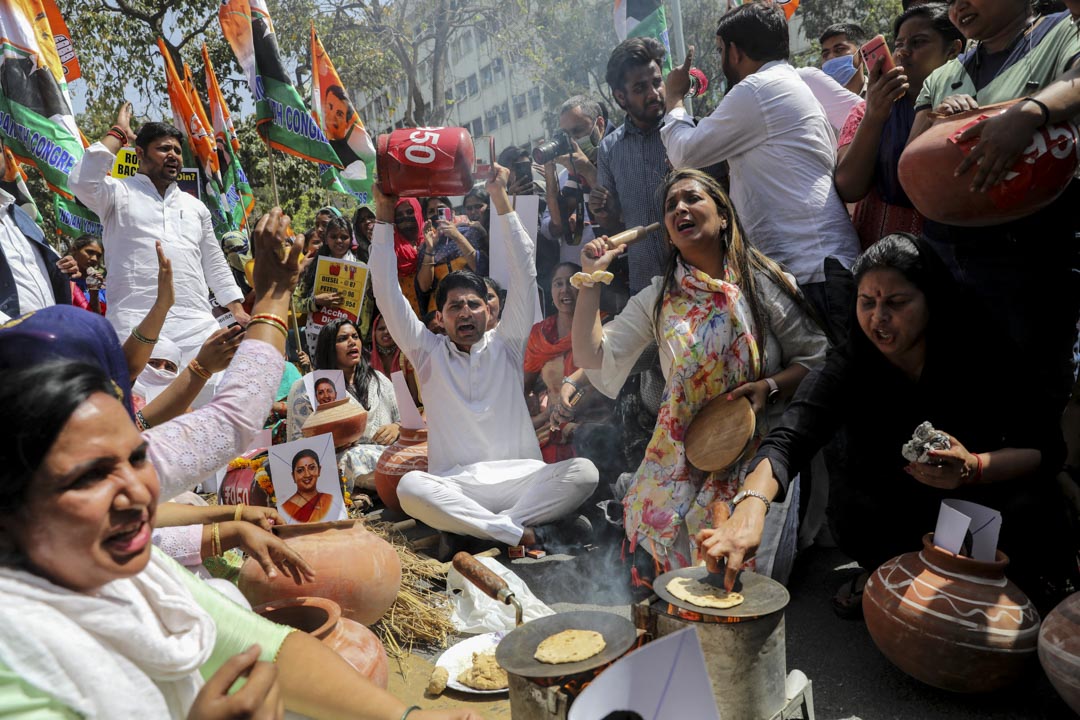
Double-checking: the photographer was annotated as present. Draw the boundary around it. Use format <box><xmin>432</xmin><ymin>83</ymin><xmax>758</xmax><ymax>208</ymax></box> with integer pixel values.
<box><xmin>416</xmin><ymin>196</ymin><xmax>488</xmax><ymax>314</ymax></box>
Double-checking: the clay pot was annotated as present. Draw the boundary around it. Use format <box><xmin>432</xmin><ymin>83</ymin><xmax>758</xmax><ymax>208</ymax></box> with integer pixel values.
<box><xmin>863</xmin><ymin>533</ymin><xmax>1040</xmax><ymax>693</ymax></box>
<box><xmin>238</xmin><ymin>519</ymin><xmax>401</xmax><ymax>625</ymax></box>
<box><xmin>254</xmin><ymin>597</ymin><xmax>389</xmax><ymax>689</ymax></box>
<box><xmin>374</xmin><ymin>427</ymin><xmax>429</xmax><ymax>513</ymax></box>
<box><xmin>302</xmin><ymin>398</ymin><xmax>368</xmax><ymax>449</ymax></box>
<box><xmin>898</xmin><ymin>101</ymin><xmax>1079</xmax><ymax>226</ymax></box>
<box><xmin>1039</xmin><ymin>592</ymin><xmax>1080</xmax><ymax>714</ymax></box>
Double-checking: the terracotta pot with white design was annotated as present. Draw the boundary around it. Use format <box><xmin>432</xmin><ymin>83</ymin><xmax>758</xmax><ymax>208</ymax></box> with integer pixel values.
<box><xmin>863</xmin><ymin>533</ymin><xmax>1040</xmax><ymax>693</ymax></box>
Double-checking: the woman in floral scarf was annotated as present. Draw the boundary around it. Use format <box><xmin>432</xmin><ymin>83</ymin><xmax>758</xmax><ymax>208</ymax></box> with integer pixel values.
<box><xmin>571</xmin><ymin>168</ymin><xmax>827</xmax><ymax>581</ymax></box>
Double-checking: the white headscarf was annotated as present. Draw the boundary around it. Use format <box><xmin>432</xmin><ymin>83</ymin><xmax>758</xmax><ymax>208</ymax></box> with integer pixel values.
<box><xmin>133</xmin><ymin>337</ymin><xmax>183</xmax><ymax>404</ymax></box>
<box><xmin>0</xmin><ymin>549</ymin><xmax>215</xmax><ymax>718</ymax></box>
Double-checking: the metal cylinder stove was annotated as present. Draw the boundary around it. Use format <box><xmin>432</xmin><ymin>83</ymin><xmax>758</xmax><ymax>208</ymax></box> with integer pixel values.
<box><xmin>635</xmin><ymin>567</ymin><xmax>814</xmax><ymax>720</ymax></box>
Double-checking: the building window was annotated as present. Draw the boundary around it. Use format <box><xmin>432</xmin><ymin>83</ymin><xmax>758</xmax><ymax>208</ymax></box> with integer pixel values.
<box><xmin>513</xmin><ymin>93</ymin><xmax>527</xmax><ymax>119</ymax></box>
<box><xmin>498</xmin><ymin>100</ymin><xmax>510</xmax><ymax>126</ymax></box>
<box><xmin>470</xmin><ymin>117</ymin><xmax>483</xmax><ymax>137</ymax></box>
<box><xmin>451</xmin><ymin>37</ymin><xmax>461</xmax><ymax>62</ymax></box>
<box><xmin>481</xmin><ymin>64</ymin><xmax>493</xmax><ymax>88</ymax></box>
<box><xmin>462</xmin><ymin>30</ymin><xmax>473</xmax><ymax>55</ymax></box>
<box><xmin>492</xmin><ymin>57</ymin><xmax>505</xmax><ymax>83</ymax></box>
<box><xmin>456</xmin><ymin>80</ymin><xmax>467</xmax><ymax>99</ymax></box>
<box><xmin>485</xmin><ymin>109</ymin><xmax>498</xmax><ymax>133</ymax></box>
<box><xmin>467</xmin><ymin>74</ymin><xmax>479</xmax><ymax>96</ymax></box>
<box><xmin>528</xmin><ymin>86</ymin><xmax>542</xmax><ymax>112</ymax></box>
<box><xmin>444</xmin><ymin>88</ymin><xmax>454</xmax><ymax>104</ymax></box>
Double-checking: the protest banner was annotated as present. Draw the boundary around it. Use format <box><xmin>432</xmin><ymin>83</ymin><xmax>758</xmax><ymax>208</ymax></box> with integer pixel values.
<box><xmin>110</xmin><ymin>147</ymin><xmax>139</xmax><ymax>179</ymax></box>
<box><xmin>304</xmin><ymin>256</ymin><xmax>368</xmax><ymax>350</ymax></box>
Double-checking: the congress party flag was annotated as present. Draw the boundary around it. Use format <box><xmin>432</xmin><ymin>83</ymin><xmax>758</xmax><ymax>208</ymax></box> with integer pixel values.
<box><xmin>613</xmin><ymin>0</ymin><xmax>671</xmax><ymax>73</ymax></box>
<box><xmin>203</xmin><ymin>44</ymin><xmax>255</xmax><ymax>233</ymax></box>
<box><xmin>157</xmin><ymin>38</ymin><xmax>219</xmax><ymax>182</ymax></box>
<box><xmin>40</xmin><ymin>0</ymin><xmax>79</xmax><ymax>80</ymax></box>
<box><xmin>311</xmin><ymin>23</ymin><xmax>375</xmax><ymax>203</ymax></box>
<box><xmin>725</xmin><ymin>0</ymin><xmax>799</xmax><ymax>19</ymax></box>
<box><xmin>220</xmin><ymin>0</ymin><xmax>342</xmax><ymax>168</ymax></box>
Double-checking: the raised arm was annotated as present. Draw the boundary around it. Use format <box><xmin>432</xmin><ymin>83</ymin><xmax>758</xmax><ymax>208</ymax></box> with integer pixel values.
<box><xmin>370</xmin><ymin>184</ymin><xmax>430</xmax><ymax>358</ymax></box>
<box><xmin>145</xmin><ymin>208</ymin><xmax>302</xmax><ymax>500</ymax></box>
<box><xmin>490</xmin><ymin>165</ymin><xmax>538</xmax><ymax>354</ymax></box>
<box><xmin>68</xmin><ymin>103</ymin><xmax>134</xmax><ymax>216</ymax></box>
<box><xmin>123</xmin><ymin>242</ymin><xmax>174</xmax><ymax>382</ymax></box>
<box><xmin>834</xmin><ymin>61</ymin><xmax>909</xmax><ymax>203</ymax></box>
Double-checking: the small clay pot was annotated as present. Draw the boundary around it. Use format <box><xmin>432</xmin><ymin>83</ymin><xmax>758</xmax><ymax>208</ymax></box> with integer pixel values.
<box><xmin>254</xmin><ymin>596</ymin><xmax>388</xmax><ymax>689</ymax></box>
<box><xmin>302</xmin><ymin>398</ymin><xmax>368</xmax><ymax>449</ymax></box>
<box><xmin>1039</xmin><ymin>592</ymin><xmax>1080</xmax><ymax>714</ymax></box>
<box><xmin>373</xmin><ymin>427</ymin><xmax>429</xmax><ymax>513</ymax></box>
<box><xmin>239</xmin><ymin>519</ymin><xmax>401</xmax><ymax>625</ymax></box>
<box><xmin>863</xmin><ymin>533</ymin><xmax>1040</xmax><ymax>693</ymax></box>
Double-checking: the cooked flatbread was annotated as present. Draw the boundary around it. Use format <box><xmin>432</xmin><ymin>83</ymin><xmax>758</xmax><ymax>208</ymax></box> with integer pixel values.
<box><xmin>667</xmin><ymin>576</ymin><xmax>745</xmax><ymax>609</ymax></box>
<box><xmin>534</xmin><ymin>629</ymin><xmax>607</xmax><ymax>664</ymax></box>
<box><xmin>457</xmin><ymin>651</ymin><xmax>507</xmax><ymax>690</ymax></box>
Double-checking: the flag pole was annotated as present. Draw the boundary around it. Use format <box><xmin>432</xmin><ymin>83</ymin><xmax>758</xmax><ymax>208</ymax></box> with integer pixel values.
<box><xmin>670</xmin><ymin>0</ymin><xmax>693</xmax><ymax>115</ymax></box>
<box><xmin>266</xmin><ymin>144</ymin><xmax>281</xmax><ymax>207</ymax></box>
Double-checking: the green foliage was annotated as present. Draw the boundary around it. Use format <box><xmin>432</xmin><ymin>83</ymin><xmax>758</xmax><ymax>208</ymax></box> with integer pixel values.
<box><xmin>798</xmin><ymin>0</ymin><xmax>905</xmax><ymax>54</ymax></box>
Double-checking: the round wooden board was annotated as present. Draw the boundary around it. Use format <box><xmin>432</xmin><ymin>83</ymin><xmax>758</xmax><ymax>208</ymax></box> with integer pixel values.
<box><xmin>684</xmin><ymin>395</ymin><xmax>755</xmax><ymax>472</ymax></box>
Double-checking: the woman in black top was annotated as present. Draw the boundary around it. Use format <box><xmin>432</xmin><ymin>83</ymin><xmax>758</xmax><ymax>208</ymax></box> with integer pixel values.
<box><xmin>697</xmin><ymin>233</ymin><xmax>1077</xmax><ymax>613</ymax></box>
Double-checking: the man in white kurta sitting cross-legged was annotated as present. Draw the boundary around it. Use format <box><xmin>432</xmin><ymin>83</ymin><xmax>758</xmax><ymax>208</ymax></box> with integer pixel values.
<box><xmin>370</xmin><ymin>165</ymin><xmax>598</xmax><ymax>549</ymax></box>
<box><xmin>69</xmin><ymin>103</ymin><xmax>248</xmax><ymax>380</ymax></box>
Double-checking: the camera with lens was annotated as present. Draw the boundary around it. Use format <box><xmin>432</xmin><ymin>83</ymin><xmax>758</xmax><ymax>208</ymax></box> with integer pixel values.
<box><xmin>532</xmin><ymin>130</ymin><xmax>574</xmax><ymax>165</ymax></box>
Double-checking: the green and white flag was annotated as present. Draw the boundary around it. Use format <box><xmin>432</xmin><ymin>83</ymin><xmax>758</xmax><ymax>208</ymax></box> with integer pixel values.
<box><xmin>613</xmin><ymin>0</ymin><xmax>672</xmax><ymax>72</ymax></box>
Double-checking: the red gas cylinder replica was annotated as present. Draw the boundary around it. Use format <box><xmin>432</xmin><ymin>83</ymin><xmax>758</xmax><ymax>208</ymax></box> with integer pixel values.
<box><xmin>377</xmin><ymin>127</ymin><xmax>476</xmax><ymax>197</ymax></box>
<box><xmin>898</xmin><ymin>101</ymin><xmax>1079</xmax><ymax>227</ymax></box>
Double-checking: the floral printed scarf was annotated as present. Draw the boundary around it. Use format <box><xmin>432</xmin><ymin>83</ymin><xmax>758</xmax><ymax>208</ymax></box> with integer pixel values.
<box><xmin>622</xmin><ymin>260</ymin><xmax>762</xmax><ymax>569</ymax></box>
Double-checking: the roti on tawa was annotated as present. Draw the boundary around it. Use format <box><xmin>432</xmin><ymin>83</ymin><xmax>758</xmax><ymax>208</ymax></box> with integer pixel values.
<box><xmin>666</xmin><ymin>576</ymin><xmax>745</xmax><ymax>610</ymax></box>
<box><xmin>534</xmin><ymin>629</ymin><xmax>607</xmax><ymax>664</ymax></box>
<box><xmin>457</xmin><ymin>651</ymin><xmax>507</xmax><ymax>690</ymax></box>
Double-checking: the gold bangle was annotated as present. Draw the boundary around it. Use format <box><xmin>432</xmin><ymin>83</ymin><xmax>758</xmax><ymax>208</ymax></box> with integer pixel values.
<box><xmin>211</xmin><ymin>522</ymin><xmax>222</xmax><ymax>556</ymax></box>
<box><xmin>187</xmin><ymin>359</ymin><xmax>212</xmax><ymax>380</ymax></box>
<box><xmin>251</xmin><ymin>313</ymin><xmax>287</xmax><ymax>327</ymax></box>
<box><xmin>249</xmin><ymin>318</ymin><xmax>288</xmax><ymax>339</ymax></box>
<box><xmin>130</xmin><ymin>327</ymin><xmax>157</xmax><ymax>344</ymax></box>
<box><xmin>233</xmin><ymin>503</ymin><xmax>245</xmax><ymax>522</ymax></box>
<box><xmin>249</xmin><ymin>316</ymin><xmax>287</xmax><ymax>334</ymax></box>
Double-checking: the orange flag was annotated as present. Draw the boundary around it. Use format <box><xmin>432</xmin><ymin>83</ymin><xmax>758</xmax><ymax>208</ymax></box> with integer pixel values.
<box><xmin>156</xmin><ymin>38</ymin><xmax>218</xmax><ymax>180</ymax></box>
<box><xmin>40</xmin><ymin>0</ymin><xmax>80</xmax><ymax>81</ymax></box>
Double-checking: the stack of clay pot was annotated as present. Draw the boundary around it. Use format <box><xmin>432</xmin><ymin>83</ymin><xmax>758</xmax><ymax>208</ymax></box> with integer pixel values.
<box><xmin>863</xmin><ymin>533</ymin><xmax>1040</xmax><ymax>693</ymax></box>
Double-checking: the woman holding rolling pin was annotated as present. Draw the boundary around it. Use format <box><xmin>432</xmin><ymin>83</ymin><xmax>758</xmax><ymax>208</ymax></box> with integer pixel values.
<box><xmin>570</xmin><ymin>168</ymin><xmax>827</xmax><ymax>582</ymax></box>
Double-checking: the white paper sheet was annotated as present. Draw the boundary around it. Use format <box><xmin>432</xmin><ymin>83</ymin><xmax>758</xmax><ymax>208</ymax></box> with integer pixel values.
<box><xmin>391</xmin><ymin>370</ymin><xmax>425</xmax><ymax>429</ymax></box>
<box><xmin>568</xmin><ymin>627</ymin><xmax>720</xmax><ymax>720</ymax></box>
<box><xmin>934</xmin><ymin>499</ymin><xmax>1002</xmax><ymax>562</ymax></box>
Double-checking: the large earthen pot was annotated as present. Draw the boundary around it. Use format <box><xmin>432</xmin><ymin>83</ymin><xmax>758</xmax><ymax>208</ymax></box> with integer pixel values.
<box><xmin>373</xmin><ymin>427</ymin><xmax>428</xmax><ymax>513</ymax></box>
<box><xmin>898</xmin><ymin>100</ymin><xmax>1079</xmax><ymax>226</ymax></box>
<box><xmin>254</xmin><ymin>597</ymin><xmax>389</xmax><ymax>689</ymax></box>
<box><xmin>1039</xmin><ymin>592</ymin><xmax>1080</xmax><ymax>714</ymax></box>
<box><xmin>302</xmin><ymin>398</ymin><xmax>368</xmax><ymax>449</ymax></box>
<box><xmin>863</xmin><ymin>533</ymin><xmax>1040</xmax><ymax>693</ymax></box>
<box><xmin>238</xmin><ymin>519</ymin><xmax>401</xmax><ymax>625</ymax></box>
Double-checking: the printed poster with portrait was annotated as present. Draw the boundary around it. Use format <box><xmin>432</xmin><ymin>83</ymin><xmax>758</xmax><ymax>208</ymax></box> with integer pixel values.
<box><xmin>305</xmin><ymin>257</ymin><xmax>368</xmax><ymax>351</ymax></box>
<box><xmin>266</xmin><ymin>433</ymin><xmax>346</xmax><ymax>525</ymax></box>
<box><xmin>303</xmin><ymin>369</ymin><xmax>347</xmax><ymax>409</ymax></box>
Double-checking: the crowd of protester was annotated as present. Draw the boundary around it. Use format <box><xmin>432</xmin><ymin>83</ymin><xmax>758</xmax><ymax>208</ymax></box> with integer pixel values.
<box><xmin>1</xmin><ymin>0</ymin><xmax>1079</xmax><ymax>715</ymax></box>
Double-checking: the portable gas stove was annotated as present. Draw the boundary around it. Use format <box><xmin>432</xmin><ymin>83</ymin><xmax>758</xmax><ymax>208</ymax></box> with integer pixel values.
<box><xmin>635</xmin><ymin>565</ymin><xmax>816</xmax><ymax>720</ymax></box>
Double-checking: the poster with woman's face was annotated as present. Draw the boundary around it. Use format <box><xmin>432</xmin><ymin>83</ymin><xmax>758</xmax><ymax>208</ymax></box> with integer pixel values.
<box><xmin>303</xmin><ymin>369</ymin><xmax>346</xmax><ymax>408</ymax></box>
<box><xmin>267</xmin><ymin>433</ymin><xmax>346</xmax><ymax>525</ymax></box>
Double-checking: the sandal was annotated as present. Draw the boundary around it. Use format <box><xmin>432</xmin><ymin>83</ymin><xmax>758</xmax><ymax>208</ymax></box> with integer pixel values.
<box><xmin>832</xmin><ymin>571</ymin><xmax>869</xmax><ymax>620</ymax></box>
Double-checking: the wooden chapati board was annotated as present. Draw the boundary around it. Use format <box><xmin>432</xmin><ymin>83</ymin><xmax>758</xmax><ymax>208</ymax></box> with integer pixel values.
<box><xmin>684</xmin><ymin>395</ymin><xmax>755</xmax><ymax>472</ymax></box>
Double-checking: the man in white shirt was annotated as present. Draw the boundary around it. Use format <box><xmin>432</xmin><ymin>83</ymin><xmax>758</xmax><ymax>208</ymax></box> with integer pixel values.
<box><xmin>370</xmin><ymin>166</ymin><xmax>598</xmax><ymax>550</ymax></box>
<box><xmin>0</xmin><ymin>187</ymin><xmax>69</xmax><ymax>323</ymax></box>
<box><xmin>69</xmin><ymin>103</ymin><xmax>248</xmax><ymax>364</ymax></box>
<box><xmin>660</xmin><ymin>3</ymin><xmax>859</xmax><ymax>312</ymax></box>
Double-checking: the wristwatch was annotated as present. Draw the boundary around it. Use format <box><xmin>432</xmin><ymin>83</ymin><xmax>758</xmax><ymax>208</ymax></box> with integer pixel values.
<box><xmin>732</xmin><ymin>489</ymin><xmax>771</xmax><ymax>514</ymax></box>
<box><xmin>764</xmin><ymin>377</ymin><xmax>780</xmax><ymax>405</ymax></box>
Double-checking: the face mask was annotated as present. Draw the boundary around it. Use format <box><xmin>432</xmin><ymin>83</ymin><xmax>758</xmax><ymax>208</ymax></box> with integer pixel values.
<box><xmin>574</xmin><ymin>124</ymin><xmax>600</xmax><ymax>161</ymax></box>
<box><xmin>132</xmin><ymin>365</ymin><xmax>178</xmax><ymax>404</ymax></box>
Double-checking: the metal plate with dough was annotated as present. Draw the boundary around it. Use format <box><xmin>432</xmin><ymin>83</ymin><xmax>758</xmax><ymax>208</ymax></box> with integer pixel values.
<box><xmin>495</xmin><ymin>610</ymin><xmax>636</xmax><ymax>679</ymax></box>
<box><xmin>684</xmin><ymin>395</ymin><xmax>756</xmax><ymax>472</ymax></box>
<box><xmin>653</xmin><ymin>566</ymin><xmax>789</xmax><ymax>619</ymax></box>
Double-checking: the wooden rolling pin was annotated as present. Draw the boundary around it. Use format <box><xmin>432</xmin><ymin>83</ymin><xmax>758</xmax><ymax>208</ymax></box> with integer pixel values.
<box><xmin>606</xmin><ymin>222</ymin><xmax>660</xmax><ymax>248</ymax></box>
<box><xmin>452</xmin><ymin>551</ymin><xmax>524</xmax><ymax>626</ymax></box>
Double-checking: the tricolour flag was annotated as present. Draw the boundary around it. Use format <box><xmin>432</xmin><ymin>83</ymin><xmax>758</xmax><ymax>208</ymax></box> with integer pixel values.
<box><xmin>203</xmin><ymin>44</ymin><xmax>255</xmax><ymax>234</ymax></box>
<box><xmin>311</xmin><ymin>23</ymin><xmax>375</xmax><ymax>204</ymax></box>
<box><xmin>220</xmin><ymin>0</ymin><xmax>342</xmax><ymax>169</ymax></box>
<box><xmin>613</xmin><ymin>0</ymin><xmax>672</xmax><ymax>72</ymax></box>
<box><xmin>40</xmin><ymin>0</ymin><xmax>79</xmax><ymax>80</ymax></box>
<box><xmin>0</xmin><ymin>0</ymin><xmax>99</xmax><ymax>237</ymax></box>
<box><xmin>157</xmin><ymin>38</ymin><xmax>218</xmax><ymax>182</ymax></box>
